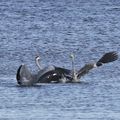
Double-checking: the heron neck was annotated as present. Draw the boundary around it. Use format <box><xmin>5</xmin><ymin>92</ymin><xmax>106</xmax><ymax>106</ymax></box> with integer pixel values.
<box><xmin>36</xmin><ymin>59</ymin><xmax>42</xmax><ymax>70</ymax></box>
<box><xmin>71</xmin><ymin>57</ymin><xmax>79</xmax><ymax>82</ymax></box>
<box><xmin>72</xmin><ymin>58</ymin><xmax>76</xmax><ymax>77</ymax></box>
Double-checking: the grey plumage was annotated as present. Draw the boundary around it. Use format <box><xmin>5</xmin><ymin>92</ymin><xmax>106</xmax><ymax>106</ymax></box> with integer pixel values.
<box><xmin>77</xmin><ymin>63</ymin><xmax>95</xmax><ymax>79</ymax></box>
<box><xmin>16</xmin><ymin>64</ymin><xmax>37</xmax><ymax>86</ymax></box>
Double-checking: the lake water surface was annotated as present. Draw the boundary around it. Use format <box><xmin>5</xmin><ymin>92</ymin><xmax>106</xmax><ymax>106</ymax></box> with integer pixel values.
<box><xmin>0</xmin><ymin>0</ymin><xmax>120</xmax><ymax>119</ymax></box>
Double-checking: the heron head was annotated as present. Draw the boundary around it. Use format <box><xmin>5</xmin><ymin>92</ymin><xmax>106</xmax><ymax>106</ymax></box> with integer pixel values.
<box><xmin>35</xmin><ymin>55</ymin><xmax>40</xmax><ymax>61</ymax></box>
<box><xmin>69</xmin><ymin>53</ymin><xmax>75</xmax><ymax>60</ymax></box>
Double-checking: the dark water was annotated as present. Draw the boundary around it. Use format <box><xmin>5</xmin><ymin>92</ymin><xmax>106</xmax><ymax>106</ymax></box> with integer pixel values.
<box><xmin>0</xmin><ymin>0</ymin><xmax>120</xmax><ymax>119</ymax></box>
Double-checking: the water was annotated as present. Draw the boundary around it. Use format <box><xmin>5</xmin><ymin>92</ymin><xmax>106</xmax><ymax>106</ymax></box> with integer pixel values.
<box><xmin>0</xmin><ymin>0</ymin><xmax>120</xmax><ymax>119</ymax></box>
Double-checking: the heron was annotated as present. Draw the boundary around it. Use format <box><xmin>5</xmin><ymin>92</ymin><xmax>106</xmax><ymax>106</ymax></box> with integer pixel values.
<box><xmin>16</xmin><ymin>51</ymin><xmax>118</xmax><ymax>86</ymax></box>
<box><xmin>16</xmin><ymin>55</ymin><xmax>70</xmax><ymax>85</ymax></box>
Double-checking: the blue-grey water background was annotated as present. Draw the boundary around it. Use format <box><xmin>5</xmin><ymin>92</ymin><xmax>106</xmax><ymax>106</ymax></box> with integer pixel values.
<box><xmin>0</xmin><ymin>0</ymin><xmax>120</xmax><ymax>119</ymax></box>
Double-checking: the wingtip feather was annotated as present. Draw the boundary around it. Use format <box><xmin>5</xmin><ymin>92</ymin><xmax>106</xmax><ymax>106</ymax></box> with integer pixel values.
<box><xmin>97</xmin><ymin>51</ymin><xmax>118</xmax><ymax>64</ymax></box>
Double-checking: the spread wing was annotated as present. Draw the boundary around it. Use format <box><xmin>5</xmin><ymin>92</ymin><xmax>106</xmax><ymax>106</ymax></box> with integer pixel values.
<box><xmin>77</xmin><ymin>64</ymin><xmax>94</xmax><ymax>79</ymax></box>
<box><xmin>77</xmin><ymin>51</ymin><xmax>118</xmax><ymax>79</ymax></box>
<box><xmin>54</xmin><ymin>67</ymin><xmax>71</xmax><ymax>75</ymax></box>
<box><xmin>97</xmin><ymin>51</ymin><xmax>118</xmax><ymax>64</ymax></box>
